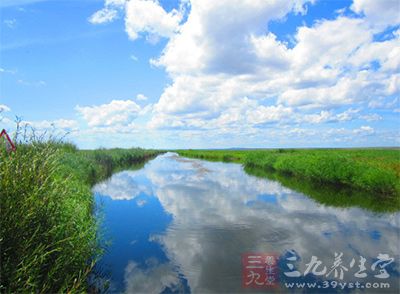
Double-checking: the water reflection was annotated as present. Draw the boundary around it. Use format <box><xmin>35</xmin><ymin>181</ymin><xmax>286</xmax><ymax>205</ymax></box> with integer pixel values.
<box><xmin>93</xmin><ymin>153</ymin><xmax>400</xmax><ymax>293</ymax></box>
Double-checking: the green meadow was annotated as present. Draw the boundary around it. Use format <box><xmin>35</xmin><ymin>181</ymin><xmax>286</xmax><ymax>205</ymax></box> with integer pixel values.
<box><xmin>0</xmin><ymin>140</ymin><xmax>160</xmax><ymax>293</ymax></box>
<box><xmin>177</xmin><ymin>148</ymin><xmax>400</xmax><ymax>211</ymax></box>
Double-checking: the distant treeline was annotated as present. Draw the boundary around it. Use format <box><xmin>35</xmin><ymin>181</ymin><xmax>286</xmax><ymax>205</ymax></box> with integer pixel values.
<box><xmin>0</xmin><ymin>140</ymin><xmax>161</xmax><ymax>293</ymax></box>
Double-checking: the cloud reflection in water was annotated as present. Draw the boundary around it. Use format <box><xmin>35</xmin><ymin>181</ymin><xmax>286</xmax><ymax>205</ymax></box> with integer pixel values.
<box><xmin>94</xmin><ymin>153</ymin><xmax>400</xmax><ymax>293</ymax></box>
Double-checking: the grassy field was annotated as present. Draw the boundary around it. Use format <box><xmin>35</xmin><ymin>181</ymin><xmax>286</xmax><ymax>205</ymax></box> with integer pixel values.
<box><xmin>177</xmin><ymin>149</ymin><xmax>400</xmax><ymax>211</ymax></box>
<box><xmin>0</xmin><ymin>140</ymin><xmax>160</xmax><ymax>293</ymax></box>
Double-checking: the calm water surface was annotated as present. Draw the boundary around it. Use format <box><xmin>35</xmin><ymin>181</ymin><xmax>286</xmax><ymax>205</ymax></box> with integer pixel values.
<box><xmin>93</xmin><ymin>153</ymin><xmax>400</xmax><ymax>293</ymax></box>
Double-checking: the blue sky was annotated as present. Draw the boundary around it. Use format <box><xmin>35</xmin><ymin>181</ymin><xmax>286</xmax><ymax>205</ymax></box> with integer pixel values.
<box><xmin>0</xmin><ymin>0</ymin><xmax>399</xmax><ymax>149</ymax></box>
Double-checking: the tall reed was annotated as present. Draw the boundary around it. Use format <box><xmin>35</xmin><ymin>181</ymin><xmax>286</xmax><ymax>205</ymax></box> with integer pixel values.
<box><xmin>0</xmin><ymin>134</ymin><xmax>161</xmax><ymax>292</ymax></box>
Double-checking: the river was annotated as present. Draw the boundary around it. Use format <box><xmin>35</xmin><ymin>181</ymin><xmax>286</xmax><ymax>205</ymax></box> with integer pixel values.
<box><xmin>93</xmin><ymin>153</ymin><xmax>400</xmax><ymax>293</ymax></box>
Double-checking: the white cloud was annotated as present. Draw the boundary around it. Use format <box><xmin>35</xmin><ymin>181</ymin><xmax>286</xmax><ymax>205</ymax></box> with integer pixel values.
<box><xmin>349</xmin><ymin>31</ymin><xmax>400</xmax><ymax>71</ymax></box>
<box><xmin>76</xmin><ymin>99</ymin><xmax>141</xmax><ymax>127</ymax></box>
<box><xmin>90</xmin><ymin>0</ymin><xmax>399</xmax><ymax>146</ymax></box>
<box><xmin>3</xmin><ymin>19</ymin><xmax>17</xmax><ymax>29</ymax></box>
<box><xmin>302</xmin><ymin>110</ymin><xmax>333</xmax><ymax>124</ymax></box>
<box><xmin>22</xmin><ymin>119</ymin><xmax>79</xmax><ymax>131</ymax></box>
<box><xmin>360</xmin><ymin>113</ymin><xmax>382</xmax><ymax>121</ymax></box>
<box><xmin>124</xmin><ymin>0</ymin><xmax>183</xmax><ymax>41</ymax></box>
<box><xmin>368</xmin><ymin>97</ymin><xmax>399</xmax><ymax>109</ymax></box>
<box><xmin>0</xmin><ymin>68</ymin><xmax>17</xmax><ymax>75</ymax></box>
<box><xmin>88</xmin><ymin>0</ymin><xmax>126</xmax><ymax>24</ymax></box>
<box><xmin>89</xmin><ymin>8</ymin><xmax>118</xmax><ymax>24</ymax></box>
<box><xmin>17</xmin><ymin>79</ymin><xmax>46</xmax><ymax>87</ymax></box>
<box><xmin>148</xmin><ymin>1</ymin><xmax>398</xmax><ymax>132</ymax></box>
<box><xmin>335</xmin><ymin>108</ymin><xmax>360</xmax><ymax>122</ymax></box>
<box><xmin>247</xmin><ymin>104</ymin><xmax>293</xmax><ymax>125</ymax></box>
<box><xmin>154</xmin><ymin>0</ymin><xmax>312</xmax><ymax>75</ymax></box>
<box><xmin>290</xmin><ymin>17</ymin><xmax>371</xmax><ymax>70</ymax></box>
<box><xmin>51</xmin><ymin>119</ymin><xmax>78</xmax><ymax>130</ymax></box>
<box><xmin>354</xmin><ymin>125</ymin><xmax>375</xmax><ymax>135</ymax></box>
<box><xmin>351</xmin><ymin>0</ymin><xmax>400</xmax><ymax>30</ymax></box>
<box><xmin>136</xmin><ymin>93</ymin><xmax>148</xmax><ymax>101</ymax></box>
<box><xmin>301</xmin><ymin>108</ymin><xmax>371</xmax><ymax>124</ymax></box>
<box><xmin>0</xmin><ymin>104</ymin><xmax>11</xmax><ymax>112</ymax></box>
<box><xmin>106</xmin><ymin>0</ymin><xmax>127</xmax><ymax>6</ymax></box>
<box><xmin>91</xmin><ymin>0</ymin><xmax>184</xmax><ymax>41</ymax></box>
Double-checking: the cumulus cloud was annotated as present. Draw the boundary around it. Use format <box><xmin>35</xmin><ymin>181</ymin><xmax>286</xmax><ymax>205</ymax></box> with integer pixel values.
<box><xmin>354</xmin><ymin>125</ymin><xmax>374</xmax><ymax>135</ymax></box>
<box><xmin>90</xmin><ymin>0</ymin><xmax>399</xmax><ymax>146</ymax></box>
<box><xmin>22</xmin><ymin>119</ymin><xmax>79</xmax><ymax>131</ymax></box>
<box><xmin>90</xmin><ymin>0</ymin><xmax>184</xmax><ymax>40</ymax></box>
<box><xmin>136</xmin><ymin>93</ymin><xmax>148</xmax><ymax>101</ymax></box>
<box><xmin>0</xmin><ymin>105</ymin><xmax>11</xmax><ymax>124</ymax></box>
<box><xmin>0</xmin><ymin>104</ymin><xmax>11</xmax><ymax>112</ymax></box>
<box><xmin>147</xmin><ymin>1</ymin><xmax>398</xmax><ymax>132</ymax></box>
<box><xmin>124</xmin><ymin>0</ymin><xmax>184</xmax><ymax>41</ymax></box>
<box><xmin>246</xmin><ymin>104</ymin><xmax>293</xmax><ymax>125</ymax></box>
<box><xmin>350</xmin><ymin>0</ymin><xmax>400</xmax><ymax>30</ymax></box>
<box><xmin>154</xmin><ymin>0</ymin><xmax>312</xmax><ymax>75</ymax></box>
<box><xmin>88</xmin><ymin>0</ymin><xmax>126</xmax><ymax>24</ymax></box>
<box><xmin>301</xmin><ymin>108</ymin><xmax>378</xmax><ymax>124</ymax></box>
<box><xmin>89</xmin><ymin>8</ymin><xmax>118</xmax><ymax>24</ymax></box>
<box><xmin>76</xmin><ymin>99</ymin><xmax>141</xmax><ymax>127</ymax></box>
<box><xmin>361</xmin><ymin>113</ymin><xmax>382</xmax><ymax>121</ymax></box>
<box><xmin>3</xmin><ymin>19</ymin><xmax>17</xmax><ymax>29</ymax></box>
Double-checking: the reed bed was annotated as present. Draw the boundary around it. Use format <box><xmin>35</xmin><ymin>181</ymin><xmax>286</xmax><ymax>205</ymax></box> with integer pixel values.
<box><xmin>0</xmin><ymin>138</ymin><xmax>160</xmax><ymax>292</ymax></box>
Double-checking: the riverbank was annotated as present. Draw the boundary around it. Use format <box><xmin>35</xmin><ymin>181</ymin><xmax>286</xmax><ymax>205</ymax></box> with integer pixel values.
<box><xmin>177</xmin><ymin>149</ymin><xmax>400</xmax><ymax>210</ymax></box>
<box><xmin>0</xmin><ymin>141</ymin><xmax>161</xmax><ymax>293</ymax></box>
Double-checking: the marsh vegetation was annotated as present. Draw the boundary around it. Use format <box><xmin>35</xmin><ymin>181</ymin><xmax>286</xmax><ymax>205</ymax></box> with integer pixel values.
<box><xmin>0</xmin><ymin>138</ymin><xmax>160</xmax><ymax>292</ymax></box>
<box><xmin>177</xmin><ymin>148</ymin><xmax>400</xmax><ymax>211</ymax></box>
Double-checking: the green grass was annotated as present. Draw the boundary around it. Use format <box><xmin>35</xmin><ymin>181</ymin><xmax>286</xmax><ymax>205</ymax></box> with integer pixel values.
<box><xmin>0</xmin><ymin>140</ymin><xmax>160</xmax><ymax>293</ymax></box>
<box><xmin>177</xmin><ymin>149</ymin><xmax>400</xmax><ymax>211</ymax></box>
<box><xmin>245</xmin><ymin>165</ymin><xmax>398</xmax><ymax>213</ymax></box>
<box><xmin>177</xmin><ymin>149</ymin><xmax>248</xmax><ymax>163</ymax></box>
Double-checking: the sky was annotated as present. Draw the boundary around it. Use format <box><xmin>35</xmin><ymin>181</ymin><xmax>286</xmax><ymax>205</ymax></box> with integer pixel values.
<box><xmin>0</xmin><ymin>0</ymin><xmax>399</xmax><ymax>149</ymax></box>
